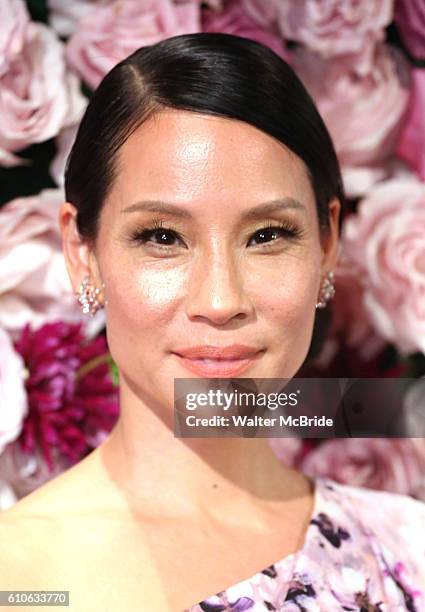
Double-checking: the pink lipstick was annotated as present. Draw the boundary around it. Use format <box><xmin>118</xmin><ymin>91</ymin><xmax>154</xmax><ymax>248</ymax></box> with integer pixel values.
<box><xmin>173</xmin><ymin>344</ymin><xmax>264</xmax><ymax>377</ymax></box>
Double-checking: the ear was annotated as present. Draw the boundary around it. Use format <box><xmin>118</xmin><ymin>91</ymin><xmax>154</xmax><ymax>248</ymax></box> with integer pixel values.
<box><xmin>319</xmin><ymin>198</ymin><xmax>341</xmax><ymax>272</ymax></box>
<box><xmin>58</xmin><ymin>202</ymin><xmax>102</xmax><ymax>295</ymax></box>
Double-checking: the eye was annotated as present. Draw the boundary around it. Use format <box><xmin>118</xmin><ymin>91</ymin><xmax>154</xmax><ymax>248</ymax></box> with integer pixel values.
<box><xmin>129</xmin><ymin>218</ymin><xmax>183</xmax><ymax>250</ymax></box>
<box><xmin>248</xmin><ymin>221</ymin><xmax>304</xmax><ymax>247</ymax></box>
<box><xmin>128</xmin><ymin>218</ymin><xmax>304</xmax><ymax>252</ymax></box>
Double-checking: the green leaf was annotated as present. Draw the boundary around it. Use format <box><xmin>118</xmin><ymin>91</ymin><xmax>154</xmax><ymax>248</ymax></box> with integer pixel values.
<box><xmin>108</xmin><ymin>357</ymin><xmax>120</xmax><ymax>386</ymax></box>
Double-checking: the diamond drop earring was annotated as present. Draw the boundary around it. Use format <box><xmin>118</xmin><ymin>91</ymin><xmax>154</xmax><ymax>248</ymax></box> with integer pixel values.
<box><xmin>76</xmin><ymin>275</ymin><xmax>106</xmax><ymax>316</ymax></box>
<box><xmin>316</xmin><ymin>271</ymin><xmax>335</xmax><ymax>309</ymax></box>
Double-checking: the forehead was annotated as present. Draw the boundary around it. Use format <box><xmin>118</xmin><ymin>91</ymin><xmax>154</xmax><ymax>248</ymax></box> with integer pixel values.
<box><xmin>110</xmin><ymin>109</ymin><xmax>315</xmax><ymax>214</ymax></box>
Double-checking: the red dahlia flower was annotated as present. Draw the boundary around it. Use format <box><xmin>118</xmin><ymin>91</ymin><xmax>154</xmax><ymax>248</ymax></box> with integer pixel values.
<box><xmin>13</xmin><ymin>321</ymin><xmax>119</xmax><ymax>472</ymax></box>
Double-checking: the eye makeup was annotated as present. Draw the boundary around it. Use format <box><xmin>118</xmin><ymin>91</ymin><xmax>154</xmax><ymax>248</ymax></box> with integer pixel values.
<box><xmin>125</xmin><ymin>216</ymin><xmax>306</xmax><ymax>253</ymax></box>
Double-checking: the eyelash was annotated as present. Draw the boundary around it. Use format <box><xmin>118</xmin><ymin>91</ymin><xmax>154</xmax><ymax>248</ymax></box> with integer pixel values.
<box><xmin>128</xmin><ymin>218</ymin><xmax>305</xmax><ymax>251</ymax></box>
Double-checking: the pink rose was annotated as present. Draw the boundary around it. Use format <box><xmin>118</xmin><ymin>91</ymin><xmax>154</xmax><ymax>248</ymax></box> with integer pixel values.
<box><xmin>299</xmin><ymin>438</ymin><xmax>425</xmax><ymax>496</ymax></box>
<box><xmin>0</xmin><ymin>327</ymin><xmax>27</xmax><ymax>456</ymax></box>
<box><xmin>202</xmin><ymin>0</ymin><xmax>289</xmax><ymax>61</ymax></box>
<box><xmin>277</xmin><ymin>0</ymin><xmax>393</xmax><ymax>64</ymax></box>
<box><xmin>0</xmin><ymin>441</ymin><xmax>70</xmax><ymax>500</ymax></box>
<box><xmin>0</xmin><ymin>0</ymin><xmax>29</xmax><ymax>76</ymax></box>
<box><xmin>47</xmin><ymin>0</ymin><xmax>108</xmax><ymax>38</ymax></box>
<box><xmin>267</xmin><ymin>437</ymin><xmax>303</xmax><ymax>466</ymax></box>
<box><xmin>66</xmin><ymin>0</ymin><xmax>201</xmax><ymax>90</ymax></box>
<box><xmin>49</xmin><ymin>123</ymin><xmax>81</xmax><ymax>188</ymax></box>
<box><xmin>341</xmin><ymin>157</ymin><xmax>411</xmax><ymax>199</ymax></box>
<box><xmin>409</xmin><ymin>429</ymin><xmax>425</xmax><ymax>502</ymax></box>
<box><xmin>330</xmin><ymin>251</ymin><xmax>387</xmax><ymax>360</ymax></box>
<box><xmin>395</xmin><ymin>0</ymin><xmax>425</xmax><ymax>60</ymax></box>
<box><xmin>0</xmin><ymin>479</ymin><xmax>18</xmax><ymax>511</ymax></box>
<box><xmin>341</xmin><ymin>177</ymin><xmax>425</xmax><ymax>355</ymax></box>
<box><xmin>0</xmin><ymin>189</ymin><xmax>93</xmax><ymax>337</ymax></box>
<box><xmin>0</xmin><ymin>21</ymin><xmax>87</xmax><ymax>167</ymax></box>
<box><xmin>241</xmin><ymin>0</ymin><xmax>279</xmax><ymax>27</ymax></box>
<box><xmin>403</xmin><ymin>376</ymin><xmax>425</xmax><ymax>442</ymax></box>
<box><xmin>292</xmin><ymin>44</ymin><xmax>410</xmax><ymax>198</ymax></box>
<box><xmin>396</xmin><ymin>68</ymin><xmax>425</xmax><ymax>182</ymax></box>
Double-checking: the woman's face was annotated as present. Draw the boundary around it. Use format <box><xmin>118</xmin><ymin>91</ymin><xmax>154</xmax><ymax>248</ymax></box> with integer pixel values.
<box><xmin>64</xmin><ymin>109</ymin><xmax>339</xmax><ymax>411</ymax></box>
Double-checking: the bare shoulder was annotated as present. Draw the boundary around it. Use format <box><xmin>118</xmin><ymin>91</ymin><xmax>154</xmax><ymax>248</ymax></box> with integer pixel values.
<box><xmin>0</xmin><ymin>451</ymin><xmax>108</xmax><ymax>589</ymax></box>
<box><xmin>0</xmin><ymin>443</ymin><xmax>126</xmax><ymax>523</ymax></box>
<box><xmin>0</xmin><ymin>457</ymin><xmax>172</xmax><ymax>611</ymax></box>
<box><xmin>0</xmin><ymin>507</ymin><xmax>51</xmax><ymax>591</ymax></box>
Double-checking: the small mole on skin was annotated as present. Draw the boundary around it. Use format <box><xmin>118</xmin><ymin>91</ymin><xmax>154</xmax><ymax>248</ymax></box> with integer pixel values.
<box><xmin>212</xmin><ymin>484</ymin><xmax>218</xmax><ymax>488</ymax></box>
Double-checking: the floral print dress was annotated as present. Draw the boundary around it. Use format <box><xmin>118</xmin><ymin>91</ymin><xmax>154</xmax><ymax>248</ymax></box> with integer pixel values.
<box><xmin>184</xmin><ymin>476</ymin><xmax>425</xmax><ymax>611</ymax></box>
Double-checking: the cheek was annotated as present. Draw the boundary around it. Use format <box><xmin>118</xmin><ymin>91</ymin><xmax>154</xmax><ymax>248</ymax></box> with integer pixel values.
<box><xmin>104</xmin><ymin>262</ymin><xmax>187</xmax><ymax>331</ymax></box>
<box><xmin>247</xmin><ymin>256</ymin><xmax>319</xmax><ymax>323</ymax></box>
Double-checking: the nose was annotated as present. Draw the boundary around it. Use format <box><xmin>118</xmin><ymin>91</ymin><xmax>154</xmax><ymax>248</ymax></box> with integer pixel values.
<box><xmin>185</xmin><ymin>248</ymin><xmax>254</xmax><ymax>325</ymax></box>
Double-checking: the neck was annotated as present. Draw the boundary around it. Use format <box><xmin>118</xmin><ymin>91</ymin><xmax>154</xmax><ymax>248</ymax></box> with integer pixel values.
<box><xmin>93</xmin><ymin>380</ymin><xmax>310</xmax><ymax>522</ymax></box>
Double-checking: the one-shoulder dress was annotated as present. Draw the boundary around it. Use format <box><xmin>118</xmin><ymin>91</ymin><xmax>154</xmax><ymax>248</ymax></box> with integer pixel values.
<box><xmin>185</xmin><ymin>475</ymin><xmax>425</xmax><ymax>611</ymax></box>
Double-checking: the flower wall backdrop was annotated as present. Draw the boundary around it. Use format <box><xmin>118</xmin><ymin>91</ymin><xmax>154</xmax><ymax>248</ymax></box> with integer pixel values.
<box><xmin>1</xmin><ymin>0</ymin><xmax>424</xmax><ymax>510</ymax></box>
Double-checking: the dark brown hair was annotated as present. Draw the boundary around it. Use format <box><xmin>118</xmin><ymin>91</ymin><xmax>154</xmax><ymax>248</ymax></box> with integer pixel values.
<box><xmin>65</xmin><ymin>32</ymin><xmax>345</xmax><ymax>248</ymax></box>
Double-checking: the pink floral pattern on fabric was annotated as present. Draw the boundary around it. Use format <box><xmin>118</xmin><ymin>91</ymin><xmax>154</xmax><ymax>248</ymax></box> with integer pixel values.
<box><xmin>185</xmin><ymin>476</ymin><xmax>425</xmax><ymax>611</ymax></box>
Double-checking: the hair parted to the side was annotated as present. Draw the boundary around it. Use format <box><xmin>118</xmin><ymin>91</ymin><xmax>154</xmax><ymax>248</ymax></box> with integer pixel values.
<box><xmin>64</xmin><ymin>32</ymin><xmax>345</xmax><ymax>248</ymax></box>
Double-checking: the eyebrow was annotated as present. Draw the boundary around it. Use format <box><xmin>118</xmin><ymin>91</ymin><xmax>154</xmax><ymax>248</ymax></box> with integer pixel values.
<box><xmin>121</xmin><ymin>197</ymin><xmax>307</xmax><ymax>220</ymax></box>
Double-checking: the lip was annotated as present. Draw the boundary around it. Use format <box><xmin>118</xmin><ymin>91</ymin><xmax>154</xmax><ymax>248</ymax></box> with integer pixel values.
<box><xmin>173</xmin><ymin>344</ymin><xmax>262</xmax><ymax>360</ymax></box>
<box><xmin>172</xmin><ymin>345</ymin><xmax>264</xmax><ymax>377</ymax></box>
